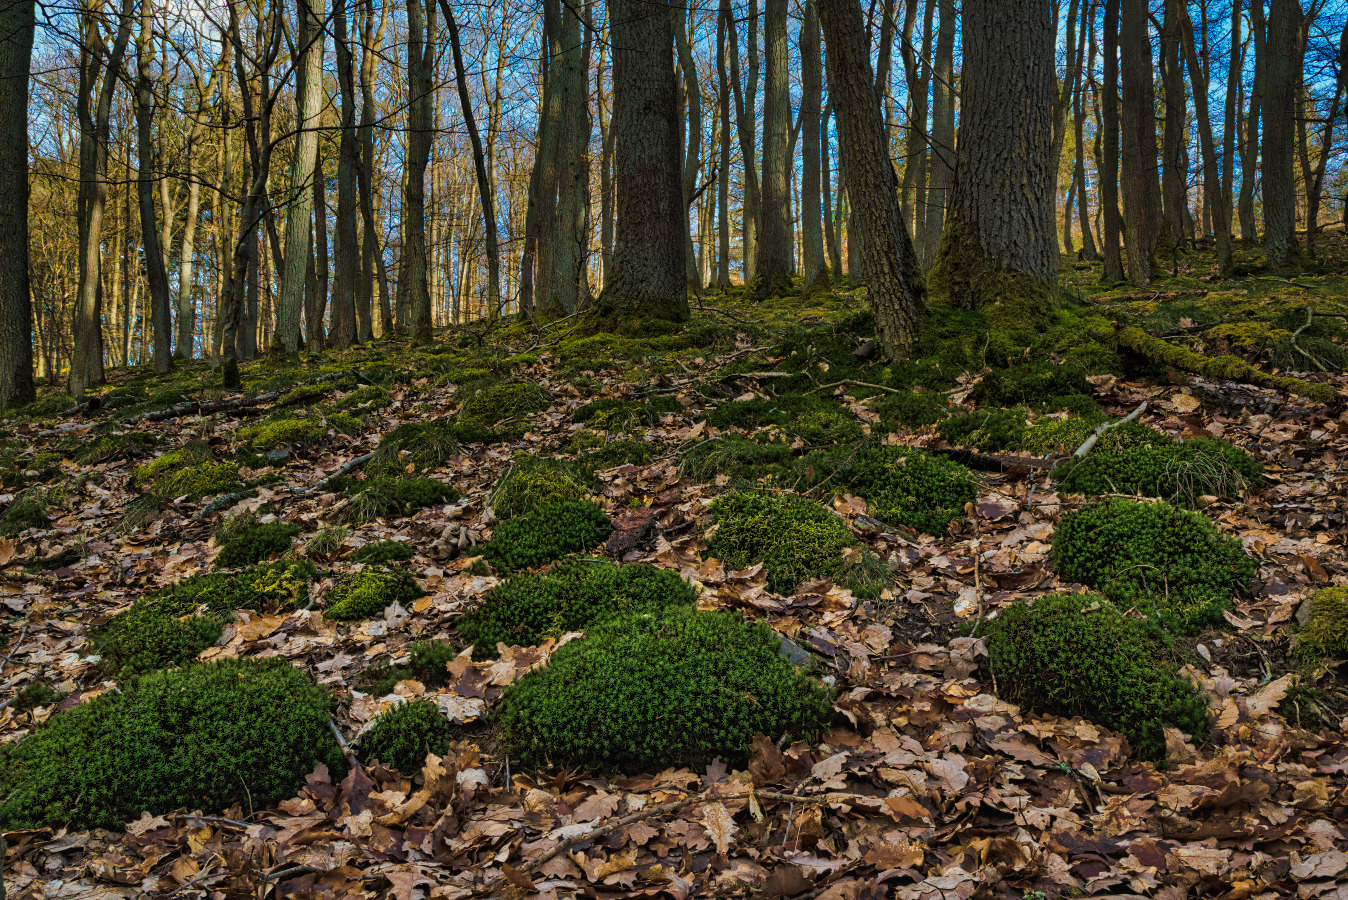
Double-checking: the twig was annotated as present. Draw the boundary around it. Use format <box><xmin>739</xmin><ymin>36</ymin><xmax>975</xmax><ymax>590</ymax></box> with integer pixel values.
<box><xmin>1289</xmin><ymin>308</ymin><xmax>1329</xmax><ymax>372</ymax></box>
<box><xmin>1055</xmin><ymin>401</ymin><xmax>1148</xmax><ymax>467</ymax></box>
<box><xmin>179</xmin><ymin>814</ymin><xmax>250</xmax><ymax>830</ymax></box>
<box><xmin>807</xmin><ymin>379</ymin><xmax>906</xmax><ymax>396</ymax></box>
<box><xmin>302</xmin><ymin>452</ymin><xmax>377</xmax><ymax>495</ymax></box>
<box><xmin>0</xmin><ymin>624</ymin><xmax>29</xmax><ymax>669</ymax></box>
<box><xmin>329</xmin><ymin>719</ymin><xmax>358</xmax><ymax>762</ymax></box>
<box><xmin>1255</xmin><ymin>275</ymin><xmax>1312</xmax><ymax>290</ymax></box>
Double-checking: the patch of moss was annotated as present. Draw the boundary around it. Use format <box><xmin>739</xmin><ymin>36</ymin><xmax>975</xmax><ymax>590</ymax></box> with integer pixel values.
<box><xmin>968</xmin><ymin>361</ymin><xmax>1091</xmax><ymax>407</ymax></box>
<box><xmin>9</xmin><ymin>681</ymin><xmax>67</xmax><ymax>711</ymax></box>
<box><xmin>65</xmin><ymin>431</ymin><xmax>156</xmax><ymax>465</ymax></box>
<box><xmin>131</xmin><ymin>444</ymin><xmax>214</xmax><ymax>491</ymax></box>
<box><xmin>572</xmin><ymin>396</ymin><xmax>683</xmax><ymax>429</ymax></box>
<box><xmin>234</xmin><ymin>418</ymin><xmax>327</xmax><ymax>450</ymax></box>
<box><xmin>499</xmin><ymin>607</ymin><xmax>832</xmax><ymax>771</ymax></box>
<box><xmin>679</xmin><ymin>437</ymin><xmax>797</xmax><ymax>484</ymax></box>
<box><xmin>325</xmin><ymin>565</ymin><xmax>423</xmax><ymax>620</ymax></box>
<box><xmin>334</xmin><ymin>384</ymin><xmax>392</xmax><ymax>411</ymax></box>
<box><xmin>457</xmin><ymin>381</ymin><xmax>550</xmax><ymax>429</ymax></box>
<box><xmin>491</xmin><ymin>458</ymin><xmax>591</xmax><ymax>519</ymax></box>
<box><xmin>809</xmin><ymin>445</ymin><xmax>977</xmax><ymax>537</ymax></box>
<box><xmin>368</xmin><ymin>421</ymin><xmax>462</xmax><ymax>476</ymax></box>
<box><xmin>277</xmin><ymin>382</ymin><xmax>335</xmax><ymax>407</ymax></box>
<box><xmin>458</xmin><ymin>559</ymin><xmax>698</xmax><ymax>656</ymax></box>
<box><xmin>985</xmin><ymin>593</ymin><xmax>1210</xmax><ymax>762</ymax></box>
<box><xmin>0</xmin><ymin>658</ymin><xmax>346</xmax><ymax>830</ymax></box>
<box><xmin>337</xmin><ymin>476</ymin><xmax>460</xmax><ymax>525</ymax></box>
<box><xmin>158</xmin><ymin>462</ymin><xmax>244</xmax><ymax>500</ymax></box>
<box><xmin>0</xmin><ymin>496</ymin><xmax>50</xmax><ymax>536</ymax></box>
<box><xmin>1294</xmin><ymin>586</ymin><xmax>1348</xmax><ymax>666</ymax></box>
<box><xmin>872</xmin><ymin>391</ymin><xmax>948</xmax><ymax>430</ymax></box>
<box><xmin>581</xmin><ymin>438</ymin><xmax>654</xmax><ymax>470</ymax></box>
<box><xmin>358</xmin><ymin>699</ymin><xmax>451</xmax><ymax>774</ymax></box>
<box><xmin>323</xmin><ymin>412</ymin><xmax>364</xmax><ymax>436</ymax></box>
<box><xmin>481</xmin><ymin>500</ymin><xmax>612</xmax><ymax>572</ymax></box>
<box><xmin>1019</xmin><ymin>417</ymin><xmax>1099</xmax><ymax>455</ymax></box>
<box><xmin>215</xmin><ymin>513</ymin><xmax>299</xmax><ymax>568</ymax></box>
<box><xmin>939</xmin><ymin>408</ymin><xmax>1030</xmax><ymax>452</ymax></box>
<box><xmin>703</xmin><ymin>393</ymin><xmax>861</xmax><ymax>445</ymax></box>
<box><xmin>1055</xmin><ymin>425</ymin><xmax>1261</xmax><ymax>505</ymax></box>
<box><xmin>706</xmin><ymin>491</ymin><xmax>886</xmax><ymax>597</ymax></box>
<box><xmin>350</xmin><ymin>540</ymin><xmax>416</xmax><ymax>566</ymax></box>
<box><xmin>1053</xmin><ymin>498</ymin><xmax>1256</xmax><ymax>631</ymax></box>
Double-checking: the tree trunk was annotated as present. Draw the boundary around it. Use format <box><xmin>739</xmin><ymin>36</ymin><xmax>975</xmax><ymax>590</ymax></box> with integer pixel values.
<box><xmin>331</xmin><ymin>0</ymin><xmax>359</xmax><ymax>347</ymax></box>
<box><xmin>799</xmin><ymin>0</ymin><xmax>827</xmax><ymax>292</ymax></box>
<box><xmin>1305</xmin><ymin>21</ymin><xmax>1345</xmax><ymax>257</ymax></box>
<box><xmin>1262</xmin><ymin>0</ymin><xmax>1301</xmax><ymax>268</ymax></box>
<box><xmin>823</xmin><ymin>103</ymin><xmax>842</xmax><ymax>276</ymax></box>
<box><xmin>1178</xmin><ymin>0</ymin><xmax>1231</xmax><ymax>274</ymax></box>
<box><xmin>923</xmin><ymin>0</ymin><xmax>956</xmax><ymax>266</ymax></box>
<box><xmin>819</xmin><ymin>0</ymin><xmax>925</xmax><ymax>358</ymax></box>
<box><xmin>135</xmin><ymin>0</ymin><xmax>172</xmax><ymax>373</ymax></box>
<box><xmin>729</xmin><ymin>0</ymin><xmax>760</xmax><ymax>281</ymax></box>
<box><xmin>598</xmin><ymin>0</ymin><xmax>689</xmax><ymax>322</ymax></box>
<box><xmin>1074</xmin><ymin>4</ymin><xmax>1099</xmax><ymax>262</ymax></box>
<box><xmin>1223</xmin><ymin>0</ymin><xmax>1242</xmax><ymax>242</ymax></box>
<box><xmin>309</xmin><ymin>153</ymin><xmax>329</xmax><ymax>350</ymax></box>
<box><xmin>1099</xmin><ymin>0</ymin><xmax>1123</xmax><ymax>282</ymax></box>
<box><xmin>0</xmin><ymin>0</ymin><xmax>36</xmax><ymax>408</ymax></box>
<box><xmin>543</xmin><ymin>0</ymin><xmax>590</xmax><ymax>315</ymax></box>
<box><xmin>398</xmin><ymin>0</ymin><xmax>435</xmax><ymax>338</ymax></box>
<box><xmin>756</xmin><ymin>0</ymin><xmax>792</xmax><ymax>296</ymax></box>
<box><xmin>356</xmin><ymin>0</ymin><xmax>387</xmax><ymax>339</ymax></box>
<box><xmin>675</xmin><ymin>11</ymin><xmax>702</xmax><ymax>290</ymax></box>
<box><xmin>274</xmin><ymin>0</ymin><xmax>325</xmax><ymax>354</ymax></box>
<box><xmin>1160</xmin><ymin>0</ymin><xmax>1188</xmax><ymax>247</ymax></box>
<box><xmin>929</xmin><ymin>0</ymin><xmax>1058</xmax><ymax>310</ymax></box>
<box><xmin>1119</xmin><ymin>0</ymin><xmax>1161</xmax><ymax>284</ymax></box>
<box><xmin>716</xmin><ymin>0</ymin><xmax>732</xmax><ymax>288</ymax></box>
<box><xmin>1239</xmin><ymin>0</ymin><xmax>1264</xmax><ymax>243</ymax></box>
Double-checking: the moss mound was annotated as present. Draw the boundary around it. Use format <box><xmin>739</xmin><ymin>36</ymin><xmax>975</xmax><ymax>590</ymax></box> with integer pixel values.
<box><xmin>873</xmin><ymin>391</ymin><xmax>948</xmax><ymax>430</ymax></box>
<box><xmin>458</xmin><ymin>559</ymin><xmax>698</xmax><ymax>656</ymax></box>
<box><xmin>334</xmin><ymin>384</ymin><xmax>392</xmax><ymax>411</ymax></box>
<box><xmin>578</xmin><ymin>437</ymin><xmax>654</xmax><ymax>470</ymax></box>
<box><xmin>133</xmin><ymin>445</ymin><xmax>243</xmax><ymax>500</ymax></box>
<box><xmin>940</xmin><ymin>408</ymin><xmax>1031</xmax><ymax>452</ymax></box>
<box><xmin>679</xmin><ymin>437</ymin><xmax>797</xmax><ymax>484</ymax></box>
<box><xmin>1053</xmin><ymin>498</ymin><xmax>1256</xmax><ymax>631</ymax></box>
<box><xmin>705</xmin><ymin>491</ymin><xmax>885</xmax><ymax>596</ymax></box>
<box><xmin>325</xmin><ymin>565</ymin><xmax>423</xmax><ymax>620</ymax></box>
<box><xmin>572</xmin><ymin>395</ymin><xmax>683</xmax><ymax>429</ymax></box>
<box><xmin>368</xmin><ymin>421</ymin><xmax>463</xmax><ymax>477</ymax></box>
<box><xmin>92</xmin><ymin>560</ymin><xmax>319</xmax><ymax>674</ymax></box>
<box><xmin>967</xmin><ymin>361</ymin><xmax>1091</xmax><ymax>407</ymax></box>
<box><xmin>215</xmin><ymin>513</ymin><xmax>299</xmax><ymax>568</ymax></box>
<box><xmin>337</xmin><ymin>476</ymin><xmax>460</xmax><ymax>525</ymax></box>
<box><xmin>358</xmin><ymin>699</ymin><xmax>451</xmax><ymax>774</ymax></box>
<box><xmin>350</xmin><ymin>540</ymin><xmax>416</xmax><ymax>566</ymax></box>
<box><xmin>457</xmin><ymin>381</ymin><xmax>549</xmax><ymax>429</ymax></box>
<box><xmin>810</xmin><ymin>445</ymin><xmax>977</xmax><ymax>537</ymax></box>
<box><xmin>1055</xmin><ymin>424</ymin><xmax>1261</xmax><ymax>505</ymax></box>
<box><xmin>985</xmin><ymin>593</ymin><xmax>1209</xmax><ymax>761</ymax></box>
<box><xmin>499</xmin><ymin>607</ymin><xmax>832</xmax><ymax>771</ymax></box>
<box><xmin>235</xmin><ymin>418</ymin><xmax>326</xmax><ymax>450</ymax></box>
<box><xmin>491</xmin><ymin>458</ymin><xmax>591</xmax><ymax>519</ymax></box>
<box><xmin>481</xmin><ymin>500</ymin><xmax>612</xmax><ymax>572</ymax></box>
<box><xmin>359</xmin><ymin>640</ymin><xmax>460</xmax><ymax>695</ymax></box>
<box><xmin>1295</xmin><ymin>586</ymin><xmax>1348</xmax><ymax>666</ymax></box>
<box><xmin>0</xmin><ymin>658</ymin><xmax>346</xmax><ymax>830</ymax></box>
<box><xmin>0</xmin><ymin>496</ymin><xmax>50</xmax><ymax>536</ymax></box>
<box><xmin>703</xmin><ymin>394</ymin><xmax>863</xmax><ymax>446</ymax></box>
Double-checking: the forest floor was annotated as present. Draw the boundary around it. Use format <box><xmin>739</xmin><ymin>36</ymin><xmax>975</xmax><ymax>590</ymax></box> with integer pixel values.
<box><xmin>3</xmin><ymin>235</ymin><xmax>1348</xmax><ymax>900</ymax></box>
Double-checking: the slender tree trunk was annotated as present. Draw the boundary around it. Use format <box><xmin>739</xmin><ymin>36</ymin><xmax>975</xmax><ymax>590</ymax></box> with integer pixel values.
<box><xmin>399</xmin><ymin>0</ymin><xmax>435</xmax><ymax>338</ymax></box>
<box><xmin>135</xmin><ymin>0</ymin><xmax>171</xmax><ymax>372</ymax></box>
<box><xmin>1100</xmin><ymin>0</ymin><xmax>1123</xmax><ymax>282</ymax></box>
<box><xmin>356</xmin><ymin>0</ymin><xmax>386</xmax><ymax>339</ymax></box>
<box><xmin>756</xmin><ymin>0</ymin><xmax>792</xmax><ymax>296</ymax></box>
<box><xmin>330</xmin><ymin>0</ymin><xmax>359</xmax><ymax>346</ymax></box>
<box><xmin>0</xmin><ymin>0</ymin><xmax>37</xmax><ymax>408</ymax></box>
<box><xmin>929</xmin><ymin>0</ymin><xmax>1058</xmax><ymax>308</ymax></box>
<box><xmin>729</xmin><ymin>0</ymin><xmax>760</xmax><ymax>280</ymax></box>
<box><xmin>799</xmin><ymin>0</ymin><xmax>827</xmax><ymax>292</ymax></box>
<box><xmin>1160</xmin><ymin>0</ymin><xmax>1188</xmax><ymax>248</ymax></box>
<box><xmin>1305</xmin><ymin>21</ymin><xmax>1345</xmax><ymax>256</ymax></box>
<box><xmin>675</xmin><ymin>10</ymin><xmax>702</xmax><ymax>290</ymax></box>
<box><xmin>823</xmin><ymin>103</ymin><xmax>842</xmax><ymax>276</ymax></box>
<box><xmin>1223</xmin><ymin>0</ymin><xmax>1242</xmax><ymax>239</ymax></box>
<box><xmin>717</xmin><ymin>0</ymin><xmax>732</xmax><ymax>287</ymax></box>
<box><xmin>819</xmin><ymin>0</ymin><xmax>925</xmax><ymax>357</ymax></box>
<box><xmin>275</xmin><ymin>0</ymin><xmax>325</xmax><ymax>353</ymax></box>
<box><xmin>1262</xmin><ymin>0</ymin><xmax>1301</xmax><ymax>268</ymax></box>
<box><xmin>309</xmin><ymin>153</ymin><xmax>329</xmax><ymax>350</ymax></box>
<box><xmin>924</xmin><ymin>0</ymin><xmax>956</xmax><ymax>265</ymax></box>
<box><xmin>544</xmin><ymin>0</ymin><xmax>590</xmax><ymax>315</ymax></box>
<box><xmin>1239</xmin><ymin>0</ymin><xmax>1264</xmax><ymax>242</ymax></box>
<box><xmin>1120</xmin><ymin>0</ymin><xmax>1161</xmax><ymax>284</ymax></box>
<box><xmin>1074</xmin><ymin>4</ymin><xmax>1099</xmax><ymax>261</ymax></box>
<box><xmin>599</xmin><ymin>0</ymin><xmax>689</xmax><ymax>321</ymax></box>
<box><xmin>176</xmin><ymin>147</ymin><xmax>202</xmax><ymax>357</ymax></box>
<box><xmin>1178</xmin><ymin>0</ymin><xmax>1231</xmax><ymax>274</ymax></box>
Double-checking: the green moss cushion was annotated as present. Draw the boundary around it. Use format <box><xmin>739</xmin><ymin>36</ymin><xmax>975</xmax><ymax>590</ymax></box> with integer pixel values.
<box><xmin>499</xmin><ymin>607</ymin><xmax>832</xmax><ymax>771</ymax></box>
<box><xmin>0</xmin><ymin>658</ymin><xmax>346</xmax><ymax>830</ymax></box>
<box><xmin>481</xmin><ymin>500</ymin><xmax>612</xmax><ymax>572</ymax></box>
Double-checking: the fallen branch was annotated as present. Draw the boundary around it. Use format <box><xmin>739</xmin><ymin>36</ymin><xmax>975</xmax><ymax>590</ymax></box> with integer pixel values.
<box><xmin>1115</xmin><ymin>326</ymin><xmax>1336</xmax><ymax>404</ymax></box>
<box><xmin>1093</xmin><ymin>290</ymin><xmax>1207</xmax><ymax>304</ymax></box>
<box><xmin>1255</xmin><ymin>275</ymin><xmax>1312</xmax><ymax>291</ymax></box>
<box><xmin>807</xmin><ymin>379</ymin><xmax>906</xmax><ymax>395</ymax></box>
<box><xmin>122</xmin><ymin>369</ymin><xmax>369</xmax><ymax>424</ymax></box>
<box><xmin>931</xmin><ymin>446</ymin><xmax>1060</xmax><ymax>473</ymax></box>
<box><xmin>1289</xmin><ymin>308</ymin><xmax>1328</xmax><ymax>372</ymax></box>
<box><xmin>191</xmin><ymin>491</ymin><xmax>257</xmax><ymax>521</ymax></box>
<box><xmin>302</xmin><ymin>452</ymin><xmax>377</xmax><ymax>495</ymax></box>
<box><xmin>1066</xmin><ymin>400</ymin><xmax>1149</xmax><ymax>461</ymax></box>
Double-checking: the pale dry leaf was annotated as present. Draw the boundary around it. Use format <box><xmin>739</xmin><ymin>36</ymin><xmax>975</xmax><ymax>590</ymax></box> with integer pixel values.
<box><xmin>701</xmin><ymin>802</ymin><xmax>737</xmax><ymax>855</ymax></box>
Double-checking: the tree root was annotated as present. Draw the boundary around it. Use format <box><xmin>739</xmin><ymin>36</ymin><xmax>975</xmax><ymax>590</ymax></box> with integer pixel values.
<box><xmin>1115</xmin><ymin>326</ymin><xmax>1336</xmax><ymax>404</ymax></box>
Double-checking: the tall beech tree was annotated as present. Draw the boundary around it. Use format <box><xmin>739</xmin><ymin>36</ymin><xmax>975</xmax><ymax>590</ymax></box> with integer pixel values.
<box><xmin>0</xmin><ymin>0</ymin><xmax>36</xmax><ymax>408</ymax></box>
<box><xmin>929</xmin><ymin>0</ymin><xmax>1058</xmax><ymax>311</ymax></box>
<box><xmin>1262</xmin><ymin>0</ymin><xmax>1302</xmax><ymax>268</ymax></box>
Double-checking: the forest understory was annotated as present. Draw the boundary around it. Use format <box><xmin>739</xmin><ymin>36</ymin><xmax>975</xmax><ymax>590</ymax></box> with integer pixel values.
<box><xmin>2</xmin><ymin>239</ymin><xmax>1348</xmax><ymax>900</ymax></box>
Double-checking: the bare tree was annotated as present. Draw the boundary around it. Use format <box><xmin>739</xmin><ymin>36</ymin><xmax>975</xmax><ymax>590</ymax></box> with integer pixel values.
<box><xmin>0</xmin><ymin>0</ymin><xmax>37</xmax><ymax>408</ymax></box>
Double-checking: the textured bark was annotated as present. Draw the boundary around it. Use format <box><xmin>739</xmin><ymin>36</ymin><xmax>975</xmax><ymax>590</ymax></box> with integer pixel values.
<box><xmin>309</xmin><ymin>153</ymin><xmax>329</xmax><ymax>350</ymax></box>
<box><xmin>1239</xmin><ymin>0</ymin><xmax>1264</xmax><ymax>242</ymax></box>
<box><xmin>330</xmin><ymin>0</ymin><xmax>359</xmax><ymax>347</ymax></box>
<box><xmin>544</xmin><ymin>0</ymin><xmax>590</xmax><ymax>315</ymax></box>
<box><xmin>756</xmin><ymin>0</ymin><xmax>792</xmax><ymax>296</ymax></box>
<box><xmin>0</xmin><ymin>0</ymin><xmax>36</xmax><ymax>408</ymax></box>
<box><xmin>675</xmin><ymin>12</ymin><xmax>702</xmax><ymax>289</ymax></box>
<box><xmin>923</xmin><ymin>0</ymin><xmax>956</xmax><ymax>265</ymax></box>
<box><xmin>532</xmin><ymin>11</ymin><xmax>561</xmax><ymax>312</ymax></box>
<box><xmin>1119</xmin><ymin>0</ymin><xmax>1160</xmax><ymax>285</ymax></box>
<box><xmin>716</xmin><ymin>0</ymin><xmax>732</xmax><ymax>287</ymax></box>
<box><xmin>1099</xmin><ymin>0</ymin><xmax>1123</xmax><ymax>282</ymax></box>
<box><xmin>1178</xmin><ymin>0</ymin><xmax>1231</xmax><ymax>274</ymax></box>
<box><xmin>929</xmin><ymin>0</ymin><xmax>1058</xmax><ymax>308</ymax></box>
<box><xmin>598</xmin><ymin>0</ymin><xmax>689</xmax><ymax>321</ymax></box>
<box><xmin>819</xmin><ymin>0</ymin><xmax>925</xmax><ymax>358</ymax></box>
<box><xmin>517</xmin><ymin>43</ymin><xmax>547</xmax><ymax>318</ymax></box>
<box><xmin>70</xmin><ymin>0</ymin><xmax>133</xmax><ymax>398</ymax></box>
<box><xmin>275</xmin><ymin>0</ymin><xmax>325</xmax><ymax>354</ymax></box>
<box><xmin>1160</xmin><ymin>0</ymin><xmax>1188</xmax><ymax>247</ymax></box>
<box><xmin>1222</xmin><ymin>0</ymin><xmax>1242</xmax><ymax>239</ymax></box>
<box><xmin>134</xmin><ymin>0</ymin><xmax>171</xmax><ymax>373</ymax></box>
<box><xmin>729</xmin><ymin>0</ymin><xmax>760</xmax><ymax>280</ymax></box>
<box><xmin>823</xmin><ymin>103</ymin><xmax>842</xmax><ymax>277</ymax></box>
<box><xmin>1262</xmin><ymin>0</ymin><xmax>1301</xmax><ymax>268</ymax></box>
<box><xmin>356</xmin><ymin>0</ymin><xmax>387</xmax><ymax>339</ymax></box>
<box><xmin>441</xmin><ymin>0</ymin><xmax>503</xmax><ymax>318</ymax></box>
<box><xmin>799</xmin><ymin>0</ymin><xmax>827</xmax><ymax>293</ymax></box>
<box><xmin>398</xmin><ymin>0</ymin><xmax>435</xmax><ymax>338</ymax></box>
<box><xmin>1074</xmin><ymin>4</ymin><xmax>1099</xmax><ymax>261</ymax></box>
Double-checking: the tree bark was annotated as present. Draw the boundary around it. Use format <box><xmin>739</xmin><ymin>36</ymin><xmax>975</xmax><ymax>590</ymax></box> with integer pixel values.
<box><xmin>0</xmin><ymin>0</ymin><xmax>37</xmax><ymax>408</ymax></box>
<box><xmin>598</xmin><ymin>0</ymin><xmax>689</xmax><ymax>322</ymax></box>
<box><xmin>799</xmin><ymin>0</ymin><xmax>827</xmax><ymax>292</ymax></box>
<box><xmin>1262</xmin><ymin>0</ymin><xmax>1301</xmax><ymax>268</ymax></box>
<box><xmin>923</xmin><ymin>0</ymin><xmax>956</xmax><ymax>266</ymax></box>
<box><xmin>1223</xmin><ymin>0</ymin><xmax>1242</xmax><ymax>242</ymax></box>
<box><xmin>729</xmin><ymin>0</ymin><xmax>760</xmax><ymax>281</ymax></box>
<box><xmin>398</xmin><ymin>0</ymin><xmax>436</xmax><ymax>338</ymax></box>
<box><xmin>134</xmin><ymin>0</ymin><xmax>172</xmax><ymax>373</ymax></box>
<box><xmin>1160</xmin><ymin>0</ymin><xmax>1188</xmax><ymax>247</ymax></box>
<box><xmin>819</xmin><ymin>0</ymin><xmax>925</xmax><ymax>358</ymax></box>
<box><xmin>1178</xmin><ymin>0</ymin><xmax>1231</xmax><ymax>274</ymax></box>
<box><xmin>543</xmin><ymin>0</ymin><xmax>590</xmax><ymax>315</ymax></box>
<box><xmin>1119</xmin><ymin>0</ymin><xmax>1161</xmax><ymax>285</ymax></box>
<box><xmin>756</xmin><ymin>0</ymin><xmax>792</xmax><ymax>296</ymax></box>
<box><xmin>929</xmin><ymin>0</ymin><xmax>1058</xmax><ymax>310</ymax></box>
<box><xmin>1099</xmin><ymin>0</ymin><xmax>1123</xmax><ymax>282</ymax></box>
<box><xmin>331</xmin><ymin>0</ymin><xmax>359</xmax><ymax>347</ymax></box>
<box><xmin>675</xmin><ymin>11</ymin><xmax>702</xmax><ymax>290</ymax></box>
<box><xmin>1238</xmin><ymin>0</ymin><xmax>1264</xmax><ymax>242</ymax></box>
<box><xmin>716</xmin><ymin>0</ymin><xmax>732</xmax><ymax>288</ymax></box>
<box><xmin>274</xmin><ymin>0</ymin><xmax>326</xmax><ymax>354</ymax></box>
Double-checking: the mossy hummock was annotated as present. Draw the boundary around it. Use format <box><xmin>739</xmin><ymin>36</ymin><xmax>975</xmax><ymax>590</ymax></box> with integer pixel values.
<box><xmin>214</xmin><ymin>513</ymin><xmax>299</xmax><ymax>568</ymax></box>
<box><xmin>456</xmin><ymin>381</ymin><xmax>550</xmax><ymax>429</ymax></box>
<box><xmin>458</xmin><ymin>558</ymin><xmax>698</xmax><ymax>656</ymax></box>
<box><xmin>985</xmin><ymin>593</ymin><xmax>1210</xmax><ymax>761</ymax></box>
<box><xmin>498</xmin><ymin>607</ymin><xmax>832</xmax><ymax>771</ymax></box>
<box><xmin>810</xmin><ymin>445</ymin><xmax>977</xmax><ymax>537</ymax></box>
<box><xmin>1295</xmin><ymin>586</ymin><xmax>1348</xmax><ymax>666</ymax></box>
<box><xmin>1053</xmin><ymin>498</ymin><xmax>1256</xmax><ymax>631</ymax></box>
<box><xmin>358</xmin><ymin>699</ymin><xmax>451</xmax><ymax>774</ymax></box>
<box><xmin>0</xmin><ymin>658</ymin><xmax>346</xmax><ymax>830</ymax></box>
<box><xmin>325</xmin><ymin>565</ymin><xmax>423</xmax><ymax>620</ymax></box>
<box><xmin>491</xmin><ymin>458</ymin><xmax>592</xmax><ymax>519</ymax></box>
<box><xmin>480</xmin><ymin>500</ymin><xmax>612</xmax><ymax>572</ymax></box>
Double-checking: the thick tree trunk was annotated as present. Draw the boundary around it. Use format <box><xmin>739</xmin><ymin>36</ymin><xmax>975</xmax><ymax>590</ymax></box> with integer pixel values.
<box><xmin>398</xmin><ymin>0</ymin><xmax>435</xmax><ymax>338</ymax></box>
<box><xmin>330</xmin><ymin>0</ymin><xmax>359</xmax><ymax>347</ymax></box>
<box><xmin>0</xmin><ymin>0</ymin><xmax>37</xmax><ymax>408</ymax></box>
<box><xmin>543</xmin><ymin>0</ymin><xmax>590</xmax><ymax>315</ymax></box>
<box><xmin>1099</xmin><ymin>0</ymin><xmax>1123</xmax><ymax>282</ymax></box>
<box><xmin>1119</xmin><ymin>0</ymin><xmax>1161</xmax><ymax>284</ymax></box>
<box><xmin>275</xmin><ymin>0</ymin><xmax>325</xmax><ymax>354</ymax></box>
<box><xmin>598</xmin><ymin>0</ymin><xmax>689</xmax><ymax>322</ymax></box>
<box><xmin>819</xmin><ymin>0</ymin><xmax>925</xmax><ymax>358</ymax></box>
<box><xmin>1262</xmin><ymin>0</ymin><xmax>1301</xmax><ymax>268</ymax></box>
<box><xmin>756</xmin><ymin>0</ymin><xmax>792</xmax><ymax>296</ymax></box>
<box><xmin>929</xmin><ymin>0</ymin><xmax>1058</xmax><ymax>310</ymax></box>
<box><xmin>799</xmin><ymin>0</ymin><xmax>827</xmax><ymax>292</ymax></box>
<box><xmin>729</xmin><ymin>0</ymin><xmax>760</xmax><ymax>281</ymax></box>
<box><xmin>135</xmin><ymin>0</ymin><xmax>172</xmax><ymax>373</ymax></box>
